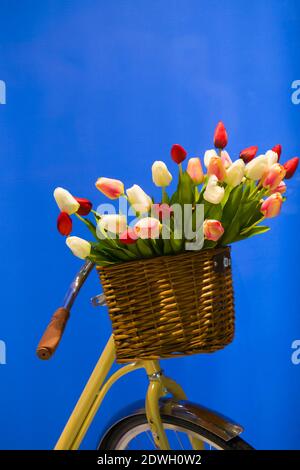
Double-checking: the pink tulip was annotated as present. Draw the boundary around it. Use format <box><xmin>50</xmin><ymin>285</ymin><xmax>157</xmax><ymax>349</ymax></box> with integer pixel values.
<box><xmin>207</xmin><ymin>156</ymin><xmax>226</xmax><ymax>181</ymax></box>
<box><xmin>220</xmin><ymin>150</ymin><xmax>232</xmax><ymax>169</ymax></box>
<box><xmin>261</xmin><ymin>163</ymin><xmax>286</xmax><ymax>191</ymax></box>
<box><xmin>261</xmin><ymin>193</ymin><xmax>283</xmax><ymax>218</ymax></box>
<box><xmin>134</xmin><ymin>217</ymin><xmax>161</xmax><ymax>239</ymax></box>
<box><xmin>203</xmin><ymin>219</ymin><xmax>224</xmax><ymax>241</ymax></box>
<box><xmin>187</xmin><ymin>157</ymin><xmax>204</xmax><ymax>184</ymax></box>
<box><xmin>95</xmin><ymin>177</ymin><xmax>124</xmax><ymax>199</ymax></box>
<box><xmin>271</xmin><ymin>181</ymin><xmax>286</xmax><ymax>194</ymax></box>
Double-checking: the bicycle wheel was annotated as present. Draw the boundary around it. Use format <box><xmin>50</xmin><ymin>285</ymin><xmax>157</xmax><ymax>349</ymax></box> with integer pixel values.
<box><xmin>98</xmin><ymin>414</ymin><xmax>253</xmax><ymax>450</ymax></box>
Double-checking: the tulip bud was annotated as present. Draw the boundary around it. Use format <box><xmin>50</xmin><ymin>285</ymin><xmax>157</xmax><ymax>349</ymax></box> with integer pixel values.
<box><xmin>239</xmin><ymin>146</ymin><xmax>258</xmax><ymax>163</ymax></box>
<box><xmin>203</xmin><ymin>175</ymin><xmax>225</xmax><ymax>204</ymax></box>
<box><xmin>245</xmin><ymin>154</ymin><xmax>269</xmax><ymax>180</ymax></box>
<box><xmin>98</xmin><ymin>214</ymin><xmax>127</xmax><ymax>234</ymax></box>
<box><xmin>119</xmin><ymin>227</ymin><xmax>138</xmax><ymax>244</ymax></box>
<box><xmin>261</xmin><ymin>193</ymin><xmax>283</xmax><ymax>218</ymax></box>
<box><xmin>95</xmin><ymin>177</ymin><xmax>124</xmax><ymax>199</ymax></box>
<box><xmin>283</xmin><ymin>157</ymin><xmax>299</xmax><ymax>179</ymax></box>
<box><xmin>261</xmin><ymin>163</ymin><xmax>286</xmax><ymax>191</ymax></box>
<box><xmin>53</xmin><ymin>187</ymin><xmax>80</xmax><ymax>215</ymax></box>
<box><xmin>265</xmin><ymin>150</ymin><xmax>278</xmax><ymax>165</ymax></box>
<box><xmin>152</xmin><ymin>203</ymin><xmax>173</xmax><ymax>221</ymax></box>
<box><xmin>271</xmin><ymin>181</ymin><xmax>286</xmax><ymax>194</ymax></box>
<box><xmin>272</xmin><ymin>144</ymin><xmax>282</xmax><ymax>161</ymax></box>
<box><xmin>152</xmin><ymin>161</ymin><xmax>173</xmax><ymax>187</ymax></box>
<box><xmin>214</xmin><ymin>121</ymin><xmax>228</xmax><ymax>149</ymax></box>
<box><xmin>207</xmin><ymin>156</ymin><xmax>226</xmax><ymax>181</ymax></box>
<box><xmin>220</xmin><ymin>150</ymin><xmax>232</xmax><ymax>169</ymax></box>
<box><xmin>134</xmin><ymin>217</ymin><xmax>161</xmax><ymax>239</ymax></box>
<box><xmin>203</xmin><ymin>219</ymin><xmax>224</xmax><ymax>241</ymax></box>
<box><xmin>225</xmin><ymin>159</ymin><xmax>245</xmax><ymax>187</ymax></box>
<box><xmin>170</xmin><ymin>144</ymin><xmax>187</xmax><ymax>164</ymax></box>
<box><xmin>126</xmin><ymin>184</ymin><xmax>152</xmax><ymax>213</ymax></box>
<box><xmin>66</xmin><ymin>236</ymin><xmax>91</xmax><ymax>259</ymax></box>
<box><xmin>186</xmin><ymin>157</ymin><xmax>204</xmax><ymax>184</ymax></box>
<box><xmin>204</xmin><ymin>149</ymin><xmax>218</xmax><ymax>168</ymax></box>
<box><xmin>57</xmin><ymin>212</ymin><xmax>72</xmax><ymax>236</ymax></box>
<box><xmin>75</xmin><ymin>197</ymin><xmax>92</xmax><ymax>216</ymax></box>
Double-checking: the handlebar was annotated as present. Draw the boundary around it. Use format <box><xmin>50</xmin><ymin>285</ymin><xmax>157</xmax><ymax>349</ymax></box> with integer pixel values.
<box><xmin>36</xmin><ymin>260</ymin><xmax>95</xmax><ymax>360</ymax></box>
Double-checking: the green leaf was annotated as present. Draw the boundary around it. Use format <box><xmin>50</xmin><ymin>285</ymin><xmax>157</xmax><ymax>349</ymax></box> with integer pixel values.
<box><xmin>136</xmin><ymin>239</ymin><xmax>154</xmax><ymax>258</ymax></box>
<box><xmin>222</xmin><ymin>185</ymin><xmax>243</xmax><ymax>230</ymax></box>
<box><xmin>233</xmin><ymin>225</ymin><xmax>270</xmax><ymax>242</ymax></box>
<box><xmin>162</xmin><ymin>239</ymin><xmax>173</xmax><ymax>255</ymax></box>
<box><xmin>177</xmin><ymin>171</ymin><xmax>194</xmax><ymax>206</ymax></box>
<box><xmin>170</xmin><ymin>234</ymin><xmax>184</xmax><ymax>253</ymax></box>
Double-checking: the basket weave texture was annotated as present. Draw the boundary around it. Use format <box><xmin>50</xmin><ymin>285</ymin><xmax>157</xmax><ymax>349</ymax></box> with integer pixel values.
<box><xmin>97</xmin><ymin>246</ymin><xmax>234</xmax><ymax>363</ymax></box>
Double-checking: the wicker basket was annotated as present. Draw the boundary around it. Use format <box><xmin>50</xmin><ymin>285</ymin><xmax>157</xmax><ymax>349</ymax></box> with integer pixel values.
<box><xmin>97</xmin><ymin>246</ymin><xmax>234</xmax><ymax>363</ymax></box>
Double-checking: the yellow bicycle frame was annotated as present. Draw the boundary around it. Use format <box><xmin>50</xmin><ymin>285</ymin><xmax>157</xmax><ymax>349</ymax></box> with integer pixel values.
<box><xmin>54</xmin><ymin>334</ymin><xmax>203</xmax><ymax>450</ymax></box>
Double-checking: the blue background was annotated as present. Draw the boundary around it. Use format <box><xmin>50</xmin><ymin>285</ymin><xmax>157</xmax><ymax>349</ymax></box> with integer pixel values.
<box><xmin>0</xmin><ymin>0</ymin><xmax>299</xmax><ymax>449</ymax></box>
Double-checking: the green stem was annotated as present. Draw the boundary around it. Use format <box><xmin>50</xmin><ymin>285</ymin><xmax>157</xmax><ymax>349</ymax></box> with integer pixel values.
<box><xmin>179</xmin><ymin>164</ymin><xmax>183</xmax><ymax>178</ymax></box>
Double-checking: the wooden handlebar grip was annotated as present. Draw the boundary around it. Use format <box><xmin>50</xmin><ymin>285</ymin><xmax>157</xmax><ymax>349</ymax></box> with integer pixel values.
<box><xmin>36</xmin><ymin>307</ymin><xmax>70</xmax><ymax>360</ymax></box>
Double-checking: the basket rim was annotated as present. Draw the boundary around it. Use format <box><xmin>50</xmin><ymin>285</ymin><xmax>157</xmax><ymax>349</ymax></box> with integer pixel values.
<box><xmin>96</xmin><ymin>245</ymin><xmax>231</xmax><ymax>272</ymax></box>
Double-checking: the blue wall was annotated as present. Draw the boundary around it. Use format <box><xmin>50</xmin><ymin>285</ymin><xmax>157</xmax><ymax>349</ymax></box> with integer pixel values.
<box><xmin>0</xmin><ymin>0</ymin><xmax>299</xmax><ymax>449</ymax></box>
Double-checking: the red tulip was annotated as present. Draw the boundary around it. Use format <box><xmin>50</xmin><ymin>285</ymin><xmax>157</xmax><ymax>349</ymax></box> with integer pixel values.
<box><xmin>214</xmin><ymin>121</ymin><xmax>228</xmax><ymax>149</ymax></box>
<box><xmin>283</xmin><ymin>157</ymin><xmax>299</xmax><ymax>179</ymax></box>
<box><xmin>57</xmin><ymin>212</ymin><xmax>72</xmax><ymax>236</ymax></box>
<box><xmin>272</xmin><ymin>144</ymin><xmax>282</xmax><ymax>161</ymax></box>
<box><xmin>239</xmin><ymin>145</ymin><xmax>258</xmax><ymax>163</ymax></box>
<box><xmin>170</xmin><ymin>144</ymin><xmax>187</xmax><ymax>164</ymax></box>
<box><xmin>119</xmin><ymin>227</ymin><xmax>138</xmax><ymax>244</ymax></box>
<box><xmin>75</xmin><ymin>197</ymin><xmax>92</xmax><ymax>215</ymax></box>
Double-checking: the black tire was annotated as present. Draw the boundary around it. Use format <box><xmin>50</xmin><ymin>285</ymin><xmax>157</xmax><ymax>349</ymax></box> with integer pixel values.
<box><xmin>98</xmin><ymin>414</ymin><xmax>254</xmax><ymax>450</ymax></box>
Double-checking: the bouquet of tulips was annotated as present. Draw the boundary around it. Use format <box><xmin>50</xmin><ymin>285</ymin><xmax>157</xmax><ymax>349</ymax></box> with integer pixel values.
<box><xmin>53</xmin><ymin>122</ymin><xmax>298</xmax><ymax>266</ymax></box>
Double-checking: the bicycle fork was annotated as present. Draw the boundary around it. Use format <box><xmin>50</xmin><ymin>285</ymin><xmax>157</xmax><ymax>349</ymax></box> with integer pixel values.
<box><xmin>54</xmin><ymin>334</ymin><xmax>204</xmax><ymax>450</ymax></box>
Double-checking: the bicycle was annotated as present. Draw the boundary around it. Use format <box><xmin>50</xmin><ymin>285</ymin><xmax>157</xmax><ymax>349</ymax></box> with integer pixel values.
<box><xmin>37</xmin><ymin>260</ymin><xmax>253</xmax><ymax>450</ymax></box>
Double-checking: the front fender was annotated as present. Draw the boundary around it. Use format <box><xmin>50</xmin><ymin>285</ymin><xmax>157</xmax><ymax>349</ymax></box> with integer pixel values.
<box><xmin>101</xmin><ymin>398</ymin><xmax>243</xmax><ymax>442</ymax></box>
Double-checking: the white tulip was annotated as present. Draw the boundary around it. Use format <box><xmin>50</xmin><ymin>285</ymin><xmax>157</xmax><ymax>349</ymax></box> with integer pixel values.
<box><xmin>126</xmin><ymin>184</ymin><xmax>152</xmax><ymax>213</ymax></box>
<box><xmin>265</xmin><ymin>150</ymin><xmax>278</xmax><ymax>165</ymax></box>
<box><xmin>221</xmin><ymin>150</ymin><xmax>232</xmax><ymax>169</ymax></box>
<box><xmin>53</xmin><ymin>187</ymin><xmax>80</xmax><ymax>215</ymax></box>
<box><xmin>98</xmin><ymin>214</ymin><xmax>127</xmax><ymax>234</ymax></box>
<box><xmin>204</xmin><ymin>149</ymin><xmax>218</xmax><ymax>168</ymax></box>
<box><xmin>152</xmin><ymin>161</ymin><xmax>172</xmax><ymax>187</ymax></box>
<box><xmin>66</xmin><ymin>236</ymin><xmax>91</xmax><ymax>259</ymax></box>
<box><xmin>245</xmin><ymin>154</ymin><xmax>269</xmax><ymax>180</ymax></box>
<box><xmin>203</xmin><ymin>175</ymin><xmax>225</xmax><ymax>204</ymax></box>
<box><xmin>225</xmin><ymin>159</ymin><xmax>245</xmax><ymax>187</ymax></box>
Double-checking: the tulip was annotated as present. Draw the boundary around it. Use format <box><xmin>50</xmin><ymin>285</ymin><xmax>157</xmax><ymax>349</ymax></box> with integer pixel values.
<box><xmin>95</xmin><ymin>177</ymin><xmax>124</xmax><ymax>199</ymax></box>
<box><xmin>207</xmin><ymin>156</ymin><xmax>226</xmax><ymax>181</ymax></box>
<box><xmin>152</xmin><ymin>203</ymin><xmax>173</xmax><ymax>221</ymax></box>
<box><xmin>239</xmin><ymin>146</ymin><xmax>258</xmax><ymax>163</ymax></box>
<box><xmin>204</xmin><ymin>149</ymin><xmax>218</xmax><ymax>168</ymax></box>
<box><xmin>265</xmin><ymin>150</ymin><xmax>278</xmax><ymax>165</ymax></box>
<box><xmin>98</xmin><ymin>214</ymin><xmax>127</xmax><ymax>234</ymax></box>
<box><xmin>225</xmin><ymin>159</ymin><xmax>245</xmax><ymax>187</ymax></box>
<box><xmin>261</xmin><ymin>193</ymin><xmax>283</xmax><ymax>218</ymax></box>
<box><xmin>261</xmin><ymin>163</ymin><xmax>286</xmax><ymax>191</ymax></box>
<box><xmin>75</xmin><ymin>197</ymin><xmax>92</xmax><ymax>216</ymax></box>
<box><xmin>203</xmin><ymin>175</ymin><xmax>225</xmax><ymax>204</ymax></box>
<box><xmin>283</xmin><ymin>157</ymin><xmax>299</xmax><ymax>179</ymax></box>
<box><xmin>186</xmin><ymin>157</ymin><xmax>204</xmax><ymax>184</ymax></box>
<box><xmin>57</xmin><ymin>212</ymin><xmax>72</xmax><ymax>236</ymax></box>
<box><xmin>272</xmin><ymin>144</ymin><xmax>282</xmax><ymax>161</ymax></box>
<box><xmin>245</xmin><ymin>154</ymin><xmax>269</xmax><ymax>180</ymax></box>
<box><xmin>152</xmin><ymin>161</ymin><xmax>173</xmax><ymax>187</ymax></box>
<box><xmin>126</xmin><ymin>184</ymin><xmax>152</xmax><ymax>213</ymax></box>
<box><xmin>170</xmin><ymin>144</ymin><xmax>187</xmax><ymax>164</ymax></box>
<box><xmin>66</xmin><ymin>236</ymin><xmax>91</xmax><ymax>259</ymax></box>
<box><xmin>220</xmin><ymin>150</ymin><xmax>232</xmax><ymax>169</ymax></box>
<box><xmin>214</xmin><ymin>121</ymin><xmax>228</xmax><ymax>149</ymax></box>
<box><xmin>53</xmin><ymin>187</ymin><xmax>80</xmax><ymax>215</ymax></box>
<box><xmin>134</xmin><ymin>217</ymin><xmax>161</xmax><ymax>239</ymax></box>
<box><xmin>203</xmin><ymin>219</ymin><xmax>224</xmax><ymax>241</ymax></box>
<box><xmin>119</xmin><ymin>227</ymin><xmax>138</xmax><ymax>244</ymax></box>
<box><xmin>271</xmin><ymin>181</ymin><xmax>286</xmax><ymax>194</ymax></box>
